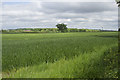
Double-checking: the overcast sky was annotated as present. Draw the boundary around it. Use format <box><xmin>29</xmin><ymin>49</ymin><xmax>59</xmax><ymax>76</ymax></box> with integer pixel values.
<box><xmin>2</xmin><ymin>0</ymin><xmax>118</xmax><ymax>30</ymax></box>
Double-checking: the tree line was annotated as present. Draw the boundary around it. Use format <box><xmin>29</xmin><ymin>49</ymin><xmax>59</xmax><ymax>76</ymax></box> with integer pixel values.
<box><xmin>1</xmin><ymin>23</ymin><xmax>115</xmax><ymax>33</ymax></box>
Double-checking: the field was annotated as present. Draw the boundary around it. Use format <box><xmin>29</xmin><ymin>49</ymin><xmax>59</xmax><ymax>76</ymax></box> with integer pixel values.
<box><xmin>2</xmin><ymin>32</ymin><xmax>118</xmax><ymax>78</ymax></box>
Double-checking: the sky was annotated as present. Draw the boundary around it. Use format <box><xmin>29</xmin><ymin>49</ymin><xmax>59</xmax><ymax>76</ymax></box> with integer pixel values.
<box><xmin>1</xmin><ymin>0</ymin><xmax>118</xmax><ymax>30</ymax></box>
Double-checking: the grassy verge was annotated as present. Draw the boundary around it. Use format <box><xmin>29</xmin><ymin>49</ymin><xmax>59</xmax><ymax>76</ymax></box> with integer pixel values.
<box><xmin>3</xmin><ymin>45</ymin><xmax>117</xmax><ymax>78</ymax></box>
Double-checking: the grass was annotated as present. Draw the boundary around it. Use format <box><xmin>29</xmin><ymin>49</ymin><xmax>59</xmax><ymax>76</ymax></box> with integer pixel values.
<box><xmin>2</xmin><ymin>32</ymin><xmax>118</xmax><ymax>78</ymax></box>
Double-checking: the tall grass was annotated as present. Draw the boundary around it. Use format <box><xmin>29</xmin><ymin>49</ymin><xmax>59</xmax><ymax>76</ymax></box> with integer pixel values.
<box><xmin>2</xmin><ymin>32</ymin><xmax>118</xmax><ymax>78</ymax></box>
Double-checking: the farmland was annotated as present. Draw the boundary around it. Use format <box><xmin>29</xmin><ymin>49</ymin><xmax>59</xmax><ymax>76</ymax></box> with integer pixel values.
<box><xmin>2</xmin><ymin>32</ymin><xmax>118</xmax><ymax>78</ymax></box>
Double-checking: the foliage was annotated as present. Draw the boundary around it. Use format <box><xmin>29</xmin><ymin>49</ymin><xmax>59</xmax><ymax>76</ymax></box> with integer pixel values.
<box><xmin>104</xmin><ymin>46</ymin><xmax>118</xmax><ymax>78</ymax></box>
<box><xmin>56</xmin><ymin>23</ymin><xmax>67</xmax><ymax>32</ymax></box>
<box><xmin>2</xmin><ymin>28</ymin><xmax>116</xmax><ymax>34</ymax></box>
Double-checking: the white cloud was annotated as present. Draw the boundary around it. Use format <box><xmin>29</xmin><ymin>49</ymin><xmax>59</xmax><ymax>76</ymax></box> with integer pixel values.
<box><xmin>2</xmin><ymin>2</ymin><xmax>118</xmax><ymax>30</ymax></box>
<box><xmin>2</xmin><ymin>0</ymin><xmax>115</xmax><ymax>2</ymax></box>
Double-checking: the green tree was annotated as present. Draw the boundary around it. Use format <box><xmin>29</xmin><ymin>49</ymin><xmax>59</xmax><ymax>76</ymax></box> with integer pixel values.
<box><xmin>56</xmin><ymin>23</ymin><xmax>67</xmax><ymax>32</ymax></box>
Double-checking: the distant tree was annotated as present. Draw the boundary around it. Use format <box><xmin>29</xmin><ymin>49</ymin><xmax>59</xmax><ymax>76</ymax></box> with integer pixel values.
<box><xmin>56</xmin><ymin>23</ymin><xmax>67</xmax><ymax>32</ymax></box>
